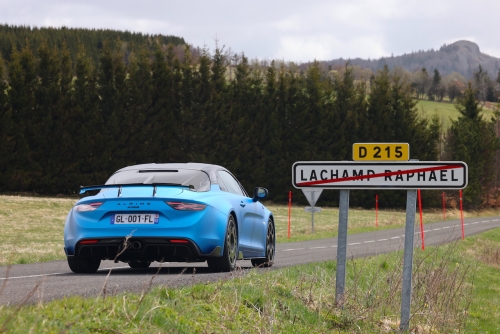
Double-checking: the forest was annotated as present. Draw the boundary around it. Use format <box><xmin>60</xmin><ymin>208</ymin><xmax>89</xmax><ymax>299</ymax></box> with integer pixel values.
<box><xmin>0</xmin><ymin>26</ymin><xmax>498</xmax><ymax>209</ymax></box>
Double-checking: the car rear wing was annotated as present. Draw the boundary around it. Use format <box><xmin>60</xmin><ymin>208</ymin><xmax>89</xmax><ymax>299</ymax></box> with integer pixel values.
<box><xmin>80</xmin><ymin>183</ymin><xmax>193</xmax><ymax>195</ymax></box>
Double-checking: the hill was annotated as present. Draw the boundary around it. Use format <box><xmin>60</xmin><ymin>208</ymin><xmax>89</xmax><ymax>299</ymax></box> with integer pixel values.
<box><xmin>0</xmin><ymin>24</ymin><xmax>186</xmax><ymax>66</ymax></box>
<box><xmin>320</xmin><ymin>40</ymin><xmax>500</xmax><ymax>79</ymax></box>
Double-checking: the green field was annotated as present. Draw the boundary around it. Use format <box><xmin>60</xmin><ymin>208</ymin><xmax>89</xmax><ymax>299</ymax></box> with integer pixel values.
<box><xmin>416</xmin><ymin>99</ymin><xmax>498</xmax><ymax>129</ymax></box>
<box><xmin>2</xmin><ymin>195</ymin><xmax>500</xmax><ymax>266</ymax></box>
<box><xmin>1</xmin><ymin>224</ymin><xmax>499</xmax><ymax>332</ymax></box>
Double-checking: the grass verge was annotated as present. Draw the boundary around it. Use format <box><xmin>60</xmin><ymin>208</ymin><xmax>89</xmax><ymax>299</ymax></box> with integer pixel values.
<box><xmin>1</xmin><ymin>228</ymin><xmax>500</xmax><ymax>332</ymax></box>
<box><xmin>2</xmin><ymin>195</ymin><xmax>500</xmax><ymax>266</ymax></box>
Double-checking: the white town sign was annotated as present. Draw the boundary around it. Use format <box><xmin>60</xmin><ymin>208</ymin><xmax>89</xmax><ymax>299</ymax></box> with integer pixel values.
<box><xmin>292</xmin><ymin>161</ymin><xmax>467</xmax><ymax>190</ymax></box>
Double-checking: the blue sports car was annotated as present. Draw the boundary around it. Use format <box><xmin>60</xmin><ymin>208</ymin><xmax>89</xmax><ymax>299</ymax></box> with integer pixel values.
<box><xmin>63</xmin><ymin>163</ymin><xmax>275</xmax><ymax>273</ymax></box>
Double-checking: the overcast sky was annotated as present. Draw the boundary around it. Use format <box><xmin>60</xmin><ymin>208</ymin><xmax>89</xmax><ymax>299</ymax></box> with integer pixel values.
<box><xmin>1</xmin><ymin>0</ymin><xmax>499</xmax><ymax>62</ymax></box>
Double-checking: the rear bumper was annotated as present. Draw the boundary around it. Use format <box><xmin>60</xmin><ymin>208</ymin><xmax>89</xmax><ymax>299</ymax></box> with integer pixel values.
<box><xmin>65</xmin><ymin>237</ymin><xmax>222</xmax><ymax>263</ymax></box>
<box><xmin>64</xmin><ymin>205</ymin><xmax>228</xmax><ymax>257</ymax></box>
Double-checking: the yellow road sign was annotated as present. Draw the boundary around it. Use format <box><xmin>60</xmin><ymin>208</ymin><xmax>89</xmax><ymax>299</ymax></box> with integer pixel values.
<box><xmin>353</xmin><ymin>143</ymin><xmax>409</xmax><ymax>161</ymax></box>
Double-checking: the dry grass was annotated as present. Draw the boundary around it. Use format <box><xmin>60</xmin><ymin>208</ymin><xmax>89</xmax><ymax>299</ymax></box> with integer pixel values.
<box><xmin>466</xmin><ymin>239</ymin><xmax>500</xmax><ymax>268</ymax></box>
<box><xmin>0</xmin><ymin>195</ymin><xmax>74</xmax><ymax>265</ymax></box>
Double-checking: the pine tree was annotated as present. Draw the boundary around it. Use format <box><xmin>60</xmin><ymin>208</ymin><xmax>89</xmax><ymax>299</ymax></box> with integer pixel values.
<box><xmin>96</xmin><ymin>40</ymin><xmax>128</xmax><ymax>174</ymax></box>
<box><xmin>428</xmin><ymin>69</ymin><xmax>442</xmax><ymax>101</ymax></box>
<box><xmin>0</xmin><ymin>55</ymin><xmax>17</xmax><ymax>191</ymax></box>
<box><xmin>72</xmin><ymin>44</ymin><xmax>101</xmax><ymax>186</ymax></box>
<box><xmin>447</xmin><ymin>83</ymin><xmax>499</xmax><ymax>208</ymax></box>
<box><xmin>34</xmin><ymin>41</ymin><xmax>60</xmax><ymax>191</ymax></box>
<box><xmin>7</xmin><ymin>44</ymin><xmax>37</xmax><ymax>190</ymax></box>
<box><xmin>124</xmin><ymin>46</ymin><xmax>153</xmax><ymax>165</ymax></box>
<box><xmin>148</xmin><ymin>43</ymin><xmax>179</xmax><ymax>163</ymax></box>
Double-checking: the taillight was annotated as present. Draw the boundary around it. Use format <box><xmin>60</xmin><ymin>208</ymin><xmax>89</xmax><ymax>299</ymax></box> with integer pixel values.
<box><xmin>74</xmin><ymin>202</ymin><xmax>104</xmax><ymax>212</ymax></box>
<box><xmin>79</xmin><ymin>239</ymin><xmax>99</xmax><ymax>245</ymax></box>
<box><xmin>166</xmin><ymin>201</ymin><xmax>206</xmax><ymax>211</ymax></box>
<box><xmin>169</xmin><ymin>239</ymin><xmax>189</xmax><ymax>244</ymax></box>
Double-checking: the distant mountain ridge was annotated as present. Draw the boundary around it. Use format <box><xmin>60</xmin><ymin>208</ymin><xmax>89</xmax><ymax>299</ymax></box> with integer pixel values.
<box><xmin>322</xmin><ymin>40</ymin><xmax>500</xmax><ymax>79</ymax></box>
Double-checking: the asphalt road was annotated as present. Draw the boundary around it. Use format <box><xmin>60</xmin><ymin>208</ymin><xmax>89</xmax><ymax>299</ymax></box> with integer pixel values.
<box><xmin>1</xmin><ymin>216</ymin><xmax>500</xmax><ymax>305</ymax></box>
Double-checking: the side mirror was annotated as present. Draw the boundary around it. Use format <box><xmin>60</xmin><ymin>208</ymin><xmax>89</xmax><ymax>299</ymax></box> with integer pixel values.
<box><xmin>253</xmin><ymin>187</ymin><xmax>268</xmax><ymax>202</ymax></box>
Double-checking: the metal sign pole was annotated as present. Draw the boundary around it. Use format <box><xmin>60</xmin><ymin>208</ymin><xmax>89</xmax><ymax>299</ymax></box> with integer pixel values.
<box><xmin>311</xmin><ymin>192</ymin><xmax>315</xmax><ymax>233</ymax></box>
<box><xmin>335</xmin><ymin>189</ymin><xmax>349</xmax><ymax>305</ymax></box>
<box><xmin>400</xmin><ymin>189</ymin><xmax>417</xmax><ymax>331</ymax></box>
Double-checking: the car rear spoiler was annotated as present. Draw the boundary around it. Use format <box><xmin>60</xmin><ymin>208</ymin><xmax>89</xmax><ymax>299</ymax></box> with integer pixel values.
<box><xmin>80</xmin><ymin>183</ymin><xmax>193</xmax><ymax>195</ymax></box>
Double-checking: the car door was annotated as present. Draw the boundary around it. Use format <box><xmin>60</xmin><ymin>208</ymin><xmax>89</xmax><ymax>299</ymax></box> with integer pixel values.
<box><xmin>252</xmin><ymin>201</ymin><xmax>267</xmax><ymax>252</ymax></box>
<box><xmin>217</xmin><ymin>170</ymin><xmax>257</xmax><ymax>255</ymax></box>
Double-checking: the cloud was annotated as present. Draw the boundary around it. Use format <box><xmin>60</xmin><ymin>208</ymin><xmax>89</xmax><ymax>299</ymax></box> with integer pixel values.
<box><xmin>276</xmin><ymin>35</ymin><xmax>387</xmax><ymax>62</ymax></box>
<box><xmin>0</xmin><ymin>0</ymin><xmax>499</xmax><ymax>61</ymax></box>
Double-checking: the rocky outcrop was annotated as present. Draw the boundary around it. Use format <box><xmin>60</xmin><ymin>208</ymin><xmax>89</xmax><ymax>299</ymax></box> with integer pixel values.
<box><xmin>321</xmin><ymin>40</ymin><xmax>500</xmax><ymax>79</ymax></box>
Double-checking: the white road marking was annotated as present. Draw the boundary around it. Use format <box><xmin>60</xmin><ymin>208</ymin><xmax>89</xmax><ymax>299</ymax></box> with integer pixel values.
<box><xmin>310</xmin><ymin>246</ymin><xmax>327</xmax><ymax>249</ymax></box>
<box><xmin>390</xmin><ymin>236</ymin><xmax>401</xmax><ymax>239</ymax></box>
<box><xmin>377</xmin><ymin>239</ymin><xmax>388</xmax><ymax>241</ymax></box>
<box><xmin>331</xmin><ymin>245</ymin><xmax>337</xmax><ymax>248</ymax></box>
<box><xmin>349</xmin><ymin>242</ymin><xmax>361</xmax><ymax>245</ymax></box>
<box><xmin>282</xmin><ymin>248</ymin><xmax>305</xmax><ymax>252</ymax></box>
<box><xmin>481</xmin><ymin>221</ymin><xmax>489</xmax><ymax>223</ymax></box>
<box><xmin>433</xmin><ymin>228</ymin><xmax>441</xmax><ymax>231</ymax></box>
<box><xmin>0</xmin><ymin>266</ymin><xmax>130</xmax><ymax>280</ymax></box>
<box><xmin>424</xmin><ymin>230</ymin><xmax>431</xmax><ymax>233</ymax></box>
<box><xmin>363</xmin><ymin>240</ymin><xmax>375</xmax><ymax>243</ymax></box>
<box><xmin>443</xmin><ymin>226</ymin><xmax>450</xmax><ymax>229</ymax></box>
<box><xmin>492</xmin><ymin>219</ymin><xmax>499</xmax><ymax>222</ymax></box>
<box><xmin>471</xmin><ymin>222</ymin><xmax>479</xmax><ymax>225</ymax></box>
<box><xmin>464</xmin><ymin>223</ymin><xmax>470</xmax><ymax>226</ymax></box>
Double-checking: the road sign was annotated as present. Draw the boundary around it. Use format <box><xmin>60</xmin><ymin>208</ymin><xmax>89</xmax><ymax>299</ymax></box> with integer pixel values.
<box><xmin>302</xmin><ymin>189</ymin><xmax>323</xmax><ymax>207</ymax></box>
<box><xmin>301</xmin><ymin>189</ymin><xmax>323</xmax><ymax>233</ymax></box>
<box><xmin>305</xmin><ymin>206</ymin><xmax>321</xmax><ymax>213</ymax></box>
<box><xmin>292</xmin><ymin>161</ymin><xmax>468</xmax><ymax>189</ymax></box>
<box><xmin>353</xmin><ymin>143</ymin><xmax>409</xmax><ymax>161</ymax></box>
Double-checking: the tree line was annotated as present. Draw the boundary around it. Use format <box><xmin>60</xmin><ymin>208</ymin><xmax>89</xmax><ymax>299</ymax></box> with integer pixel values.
<box><xmin>0</xmin><ymin>24</ymin><xmax>186</xmax><ymax>66</ymax></box>
<box><xmin>0</xmin><ymin>37</ymin><xmax>498</xmax><ymax>208</ymax></box>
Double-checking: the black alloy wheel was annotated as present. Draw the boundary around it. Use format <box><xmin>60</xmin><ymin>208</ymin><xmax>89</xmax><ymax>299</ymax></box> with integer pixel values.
<box><xmin>67</xmin><ymin>255</ymin><xmax>101</xmax><ymax>273</ymax></box>
<box><xmin>251</xmin><ymin>219</ymin><xmax>275</xmax><ymax>268</ymax></box>
<box><xmin>207</xmin><ymin>215</ymin><xmax>238</xmax><ymax>272</ymax></box>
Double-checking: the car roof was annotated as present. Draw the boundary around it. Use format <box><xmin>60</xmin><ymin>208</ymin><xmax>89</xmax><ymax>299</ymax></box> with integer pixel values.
<box><xmin>113</xmin><ymin>163</ymin><xmax>228</xmax><ymax>184</ymax></box>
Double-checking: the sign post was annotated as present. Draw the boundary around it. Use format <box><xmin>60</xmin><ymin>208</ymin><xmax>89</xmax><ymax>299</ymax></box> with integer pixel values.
<box><xmin>292</xmin><ymin>152</ymin><xmax>468</xmax><ymax>330</ymax></box>
<box><xmin>335</xmin><ymin>189</ymin><xmax>349</xmax><ymax>305</ymax></box>
<box><xmin>400</xmin><ymin>188</ymin><xmax>417</xmax><ymax>330</ymax></box>
<box><xmin>302</xmin><ymin>189</ymin><xmax>323</xmax><ymax>233</ymax></box>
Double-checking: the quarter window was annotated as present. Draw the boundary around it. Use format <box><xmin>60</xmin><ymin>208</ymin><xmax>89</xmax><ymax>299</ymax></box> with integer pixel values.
<box><xmin>217</xmin><ymin>171</ymin><xmax>245</xmax><ymax>196</ymax></box>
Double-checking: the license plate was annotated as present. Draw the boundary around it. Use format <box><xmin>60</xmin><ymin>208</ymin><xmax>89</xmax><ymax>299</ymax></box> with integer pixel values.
<box><xmin>111</xmin><ymin>214</ymin><xmax>159</xmax><ymax>224</ymax></box>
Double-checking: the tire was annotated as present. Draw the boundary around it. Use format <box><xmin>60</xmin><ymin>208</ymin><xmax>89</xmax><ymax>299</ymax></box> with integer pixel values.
<box><xmin>251</xmin><ymin>219</ymin><xmax>275</xmax><ymax>268</ymax></box>
<box><xmin>207</xmin><ymin>215</ymin><xmax>238</xmax><ymax>272</ymax></box>
<box><xmin>67</xmin><ymin>255</ymin><xmax>101</xmax><ymax>273</ymax></box>
<box><xmin>128</xmin><ymin>260</ymin><xmax>151</xmax><ymax>269</ymax></box>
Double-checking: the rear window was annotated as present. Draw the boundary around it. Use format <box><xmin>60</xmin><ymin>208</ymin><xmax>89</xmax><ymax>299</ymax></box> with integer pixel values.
<box><xmin>105</xmin><ymin>169</ymin><xmax>211</xmax><ymax>192</ymax></box>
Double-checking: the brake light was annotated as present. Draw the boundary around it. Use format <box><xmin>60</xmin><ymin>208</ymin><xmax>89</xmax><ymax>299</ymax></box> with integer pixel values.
<box><xmin>74</xmin><ymin>202</ymin><xmax>104</xmax><ymax>212</ymax></box>
<box><xmin>166</xmin><ymin>201</ymin><xmax>206</xmax><ymax>211</ymax></box>
<box><xmin>79</xmin><ymin>239</ymin><xmax>99</xmax><ymax>245</ymax></box>
<box><xmin>169</xmin><ymin>239</ymin><xmax>189</xmax><ymax>244</ymax></box>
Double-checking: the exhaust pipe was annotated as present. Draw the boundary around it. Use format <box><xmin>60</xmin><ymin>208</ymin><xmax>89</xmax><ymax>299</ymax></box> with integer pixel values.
<box><xmin>131</xmin><ymin>241</ymin><xmax>142</xmax><ymax>250</ymax></box>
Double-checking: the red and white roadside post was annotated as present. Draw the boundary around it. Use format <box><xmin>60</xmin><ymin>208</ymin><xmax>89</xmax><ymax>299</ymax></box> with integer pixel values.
<box><xmin>293</xmin><ymin>142</ymin><xmax>468</xmax><ymax>332</ymax></box>
<box><xmin>442</xmin><ymin>192</ymin><xmax>446</xmax><ymax>220</ymax></box>
<box><xmin>418</xmin><ymin>189</ymin><xmax>424</xmax><ymax>250</ymax></box>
